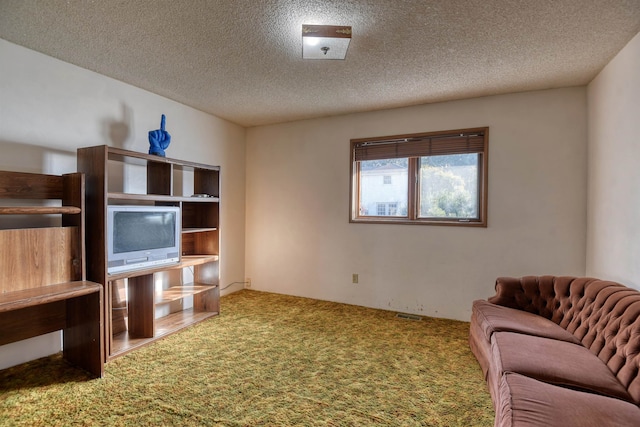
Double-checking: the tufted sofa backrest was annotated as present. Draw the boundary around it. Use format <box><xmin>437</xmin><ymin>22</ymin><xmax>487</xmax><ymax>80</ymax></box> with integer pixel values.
<box><xmin>489</xmin><ymin>276</ymin><xmax>640</xmax><ymax>405</ymax></box>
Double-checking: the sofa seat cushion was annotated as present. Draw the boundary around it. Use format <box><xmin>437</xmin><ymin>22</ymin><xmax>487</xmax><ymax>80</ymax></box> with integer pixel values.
<box><xmin>497</xmin><ymin>372</ymin><xmax>640</xmax><ymax>427</ymax></box>
<box><xmin>472</xmin><ymin>300</ymin><xmax>581</xmax><ymax>344</ymax></box>
<box><xmin>491</xmin><ymin>332</ymin><xmax>632</xmax><ymax>402</ymax></box>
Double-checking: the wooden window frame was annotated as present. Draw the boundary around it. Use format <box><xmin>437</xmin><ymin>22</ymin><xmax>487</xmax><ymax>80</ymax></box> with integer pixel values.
<box><xmin>350</xmin><ymin>127</ymin><xmax>489</xmax><ymax>227</ymax></box>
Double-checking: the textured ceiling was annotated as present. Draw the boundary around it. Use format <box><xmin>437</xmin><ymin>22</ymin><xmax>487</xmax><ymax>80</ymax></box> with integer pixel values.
<box><xmin>1</xmin><ymin>0</ymin><xmax>639</xmax><ymax>127</ymax></box>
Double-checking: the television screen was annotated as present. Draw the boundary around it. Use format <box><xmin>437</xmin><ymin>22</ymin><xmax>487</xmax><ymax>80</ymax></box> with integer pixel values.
<box><xmin>113</xmin><ymin>211</ymin><xmax>177</xmax><ymax>253</ymax></box>
<box><xmin>107</xmin><ymin>205</ymin><xmax>181</xmax><ymax>274</ymax></box>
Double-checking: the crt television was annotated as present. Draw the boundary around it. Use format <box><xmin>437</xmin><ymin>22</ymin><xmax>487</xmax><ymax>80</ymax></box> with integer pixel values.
<box><xmin>107</xmin><ymin>205</ymin><xmax>181</xmax><ymax>274</ymax></box>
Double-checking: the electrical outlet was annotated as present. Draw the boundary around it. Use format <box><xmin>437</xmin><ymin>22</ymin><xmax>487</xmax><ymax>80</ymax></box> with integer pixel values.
<box><xmin>352</xmin><ymin>273</ymin><xmax>359</xmax><ymax>284</ymax></box>
<box><xmin>245</xmin><ymin>278</ymin><xmax>251</xmax><ymax>288</ymax></box>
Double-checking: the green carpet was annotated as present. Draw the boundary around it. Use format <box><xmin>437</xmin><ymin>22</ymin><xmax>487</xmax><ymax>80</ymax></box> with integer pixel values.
<box><xmin>0</xmin><ymin>290</ymin><xmax>493</xmax><ymax>426</ymax></box>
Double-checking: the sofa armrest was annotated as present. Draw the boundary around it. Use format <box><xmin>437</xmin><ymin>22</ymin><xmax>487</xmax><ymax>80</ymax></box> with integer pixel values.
<box><xmin>488</xmin><ymin>276</ymin><xmax>578</xmax><ymax>316</ymax></box>
<box><xmin>488</xmin><ymin>277</ymin><xmax>526</xmax><ymax>308</ymax></box>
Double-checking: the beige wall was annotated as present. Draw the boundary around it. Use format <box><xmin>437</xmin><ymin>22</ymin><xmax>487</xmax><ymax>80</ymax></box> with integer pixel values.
<box><xmin>587</xmin><ymin>32</ymin><xmax>640</xmax><ymax>289</ymax></box>
<box><xmin>246</xmin><ymin>87</ymin><xmax>588</xmax><ymax>321</ymax></box>
<box><xmin>0</xmin><ymin>40</ymin><xmax>246</xmax><ymax>369</ymax></box>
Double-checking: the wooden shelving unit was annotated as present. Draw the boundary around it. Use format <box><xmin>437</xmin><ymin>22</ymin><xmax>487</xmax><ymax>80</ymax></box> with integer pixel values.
<box><xmin>0</xmin><ymin>171</ymin><xmax>103</xmax><ymax>377</ymax></box>
<box><xmin>78</xmin><ymin>145</ymin><xmax>220</xmax><ymax>361</ymax></box>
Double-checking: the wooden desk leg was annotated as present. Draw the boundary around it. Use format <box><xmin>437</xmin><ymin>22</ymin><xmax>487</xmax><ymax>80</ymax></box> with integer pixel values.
<box><xmin>127</xmin><ymin>275</ymin><xmax>155</xmax><ymax>338</ymax></box>
<box><xmin>64</xmin><ymin>290</ymin><xmax>104</xmax><ymax>378</ymax></box>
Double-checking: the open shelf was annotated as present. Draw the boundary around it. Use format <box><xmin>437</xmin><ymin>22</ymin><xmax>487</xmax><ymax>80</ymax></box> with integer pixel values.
<box><xmin>0</xmin><ymin>206</ymin><xmax>81</xmax><ymax>215</ymax></box>
<box><xmin>107</xmin><ymin>146</ymin><xmax>221</xmax><ymax>172</ymax></box>
<box><xmin>108</xmin><ymin>192</ymin><xmax>219</xmax><ymax>203</ymax></box>
<box><xmin>178</xmin><ymin>254</ymin><xmax>219</xmax><ymax>267</ymax></box>
<box><xmin>0</xmin><ymin>280</ymin><xmax>101</xmax><ymax>313</ymax></box>
<box><xmin>183</xmin><ymin>227</ymin><xmax>218</xmax><ymax>234</ymax></box>
<box><xmin>155</xmin><ymin>283</ymin><xmax>218</xmax><ymax>305</ymax></box>
<box><xmin>106</xmin><ymin>255</ymin><xmax>219</xmax><ymax>281</ymax></box>
<box><xmin>110</xmin><ymin>308</ymin><xmax>219</xmax><ymax>357</ymax></box>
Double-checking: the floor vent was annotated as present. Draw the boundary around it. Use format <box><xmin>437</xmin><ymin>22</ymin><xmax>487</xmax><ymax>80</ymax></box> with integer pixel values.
<box><xmin>395</xmin><ymin>313</ymin><xmax>423</xmax><ymax>321</ymax></box>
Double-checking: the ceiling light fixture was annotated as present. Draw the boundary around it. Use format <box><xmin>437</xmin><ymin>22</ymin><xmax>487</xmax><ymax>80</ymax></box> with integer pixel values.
<box><xmin>302</xmin><ymin>25</ymin><xmax>351</xmax><ymax>60</ymax></box>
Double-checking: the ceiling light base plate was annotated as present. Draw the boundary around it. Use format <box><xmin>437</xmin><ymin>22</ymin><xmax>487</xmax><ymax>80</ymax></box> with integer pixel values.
<box><xmin>302</xmin><ymin>25</ymin><xmax>351</xmax><ymax>60</ymax></box>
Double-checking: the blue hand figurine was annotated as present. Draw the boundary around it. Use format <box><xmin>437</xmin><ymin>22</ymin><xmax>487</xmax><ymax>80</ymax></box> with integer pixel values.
<box><xmin>148</xmin><ymin>114</ymin><xmax>171</xmax><ymax>156</ymax></box>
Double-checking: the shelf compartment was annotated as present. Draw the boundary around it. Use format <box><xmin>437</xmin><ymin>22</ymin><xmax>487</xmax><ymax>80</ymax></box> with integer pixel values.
<box><xmin>182</xmin><ymin>201</ymin><xmax>219</xmax><ymax>228</ymax></box>
<box><xmin>155</xmin><ymin>283</ymin><xmax>218</xmax><ymax>305</ymax></box>
<box><xmin>110</xmin><ymin>308</ymin><xmax>219</xmax><ymax>358</ymax></box>
<box><xmin>107</xmin><ymin>255</ymin><xmax>218</xmax><ymax>281</ymax></box>
<box><xmin>182</xmin><ymin>230</ymin><xmax>219</xmax><ymax>257</ymax></box>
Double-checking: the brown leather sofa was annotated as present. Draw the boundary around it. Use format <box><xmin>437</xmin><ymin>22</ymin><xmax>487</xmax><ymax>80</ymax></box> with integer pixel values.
<box><xmin>469</xmin><ymin>276</ymin><xmax>640</xmax><ymax>426</ymax></box>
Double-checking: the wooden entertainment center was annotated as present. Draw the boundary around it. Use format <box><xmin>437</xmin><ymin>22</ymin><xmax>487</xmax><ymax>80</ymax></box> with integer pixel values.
<box><xmin>78</xmin><ymin>145</ymin><xmax>220</xmax><ymax>361</ymax></box>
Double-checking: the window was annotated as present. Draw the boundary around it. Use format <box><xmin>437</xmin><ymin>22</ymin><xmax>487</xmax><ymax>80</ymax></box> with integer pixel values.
<box><xmin>350</xmin><ymin>127</ymin><xmax>488</xmax><ymax>226</ymax></box>
<box><xmin>376</xmin><ymin>202</ymin><xmax>399</xmax><ymax>216</ymax></box>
